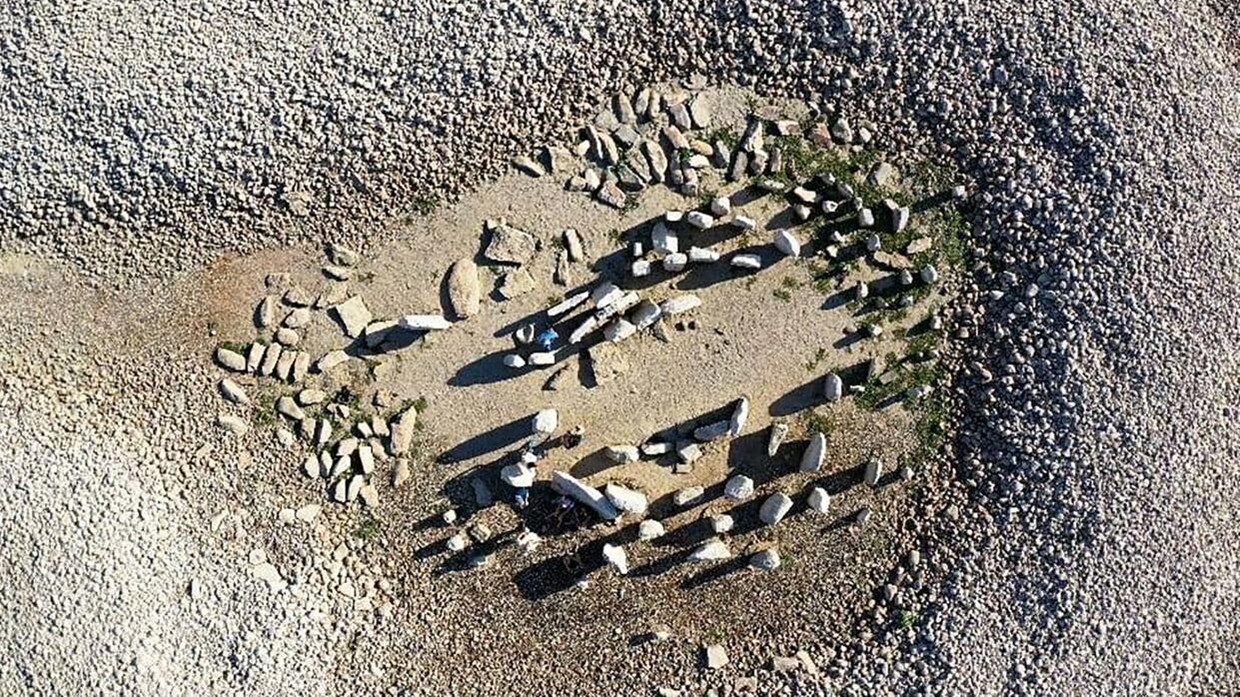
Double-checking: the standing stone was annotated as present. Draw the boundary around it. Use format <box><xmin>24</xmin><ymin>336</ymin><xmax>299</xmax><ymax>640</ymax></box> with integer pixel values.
<box><xmin>602</xmin><ymin>543</ymin><xmax>629</xmax><ymax>575</ymax></box>
<box><xmin>389</xmin><ymin>404</ymin><xmax>418</xmax><ymax>455</ymax></box>
<box><xmin>773</xmin><ymin>230</ymin><xmax>801</xmax><ymax>257</ymax></box>
<box><xmin>800</xmin><ymin>432</ymin><xmax>826</xmax><ymax>472</ymax></box>
<box><xmin>759</xmin><ymin>493</ymin><xmax>793</xmax><ymax>525</ymax></box>
<box><xmin>728</xmin><ymin>397</ymin><xmax>749</xmax><ymax>437</ymax></box>
<box><xmin>767</xmin><ymin>423</ymin><xmax>789</xmax><ymax>456</ymax></box>
<box><xmin>725</xmin><ymin>474</ymin><xmax>754</xmax><ymax>501</ymax></box>
<box><xmin>824</xmin><ymin>373</ymin><xmax>843</xmax><ymax>403</ymax></box>
<box><xmin>446</xmin><ymin>258</ymin><xmax>481</xmax><ymax>318</ymax></box>
<box><xmin>864</xmin><ymin>460</ymin><xmax>883</xmax><ymax>487</ymax></box>
<box><xmin>532</xmin><ymin>409</ymin><xmax>558</xmax><ymax>435</ymax></box>
<box><xmin>807</xmin><ymin>487</ymin><xmax>831</xmax><ymax>513</ymax></box>
<box><xmin>604</xmin><ymin>445</ymin><xmax>640</xmax><ymax>464</ymax></box>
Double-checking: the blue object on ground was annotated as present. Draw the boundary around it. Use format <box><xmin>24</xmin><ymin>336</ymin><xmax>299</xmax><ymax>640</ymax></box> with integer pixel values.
<box><xmin>536</xmin><ymin>328</ymin><xmax>559</xmax><ymax>351</ymax></box>
<box><xmin>514</xmin><ymin>487</ymin><xmax>530</xmax><ymax>509</ymax></box>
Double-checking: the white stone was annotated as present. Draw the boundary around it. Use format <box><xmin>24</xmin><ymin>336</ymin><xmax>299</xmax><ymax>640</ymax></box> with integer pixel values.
<box><xmin>662</xmin><ymin>253</ymin><xmax>688</xmax><ymax>272</ymax></box>
<box><xmin>767</xmin><ymin>423</ymin><xmax>789</xmax><ymax>456</ymax></box>
<box><xmin>501</xmin><ymin>462</ymin><xmax>536</xmax><ymax>488</ymax></box>
<box><xmin>604</xmin><ymin>445</ymin><xmax>640</xmax><ymax>464</ymax></box>
<box><xmin>569</xmin><ymin>315</ymin><xmax>600</xmax><ymax>343</ymax></box>
<box><xmin>548</xmin><ymin>291</ymin><xmax>590</xmax><ymax>317</ymax></box>
<box><xmin>631</xmin><ymin>260</ymin><xmax>651</xmax><ymax>277</ymax></box>
<box><xmin>733</xmin><ymin>215</ymin><xmax>756</xmax><ymax>231</ymax></box>
<box><xmin>215</xmin><ymin>347</ymin><xmax>247</xmax><ymax>372</ymax></box>
<box><xmin>920</xmin><ymin>265</ymin><xmax>939</xmax><ymax>284</ymax></box>
<box><xmin>731</xmin><ymin>254</ymin><xmax>762</xmax><ymax>270</ymax></box>
<box><xmin>604</xmin><ymin>319</ymin><xmax>637</xmax><ymax>343</ymax></box>
<box><xmin>660</xmin><ymin>294</ymin><xmax>701</xmax><ymax>315</ymax></box>
<box><xmin>602</xmin><ymin>544</ymin><xmax>629</xmax><ymax>575</ymax></box>
<box><xmin>551</xmin><ymin>471</ymin><xmax>619</xmax><ymax>520</ymax></box>
<box><xmin>710</xmin><ymin>196</ymin><xmax>731</xmax><ymax>216</ymax></box>
<box><xmin>686</xmin><ymin>211</ymin><xmax>715</xmax><ymax>229</ymax></box>
<box><xmin>688</xmin><ymin>246</ymin><xmax>719</xmax><ymax>263</ymax></box>
<box><xmin>631</xmin><ymin>300</ymin><xmax>662</xmax><ymax>329</ymax></box>
<box><xmin>710</xmin><ymin>514</ymin><xmax>734</xmax><ymax>534</ymax></box>
<box><xmin>694</xmin><ymin>420</ymin><xmax>730</xmax><ymax>442</ymax></box>
<box><xmin>689</xmin><ymin>539</ymin><xmax>731</xmax><ymax>562</ymax></box>
<box><xmin>651</xmin><ymin>222</ymin><xmax>679</xmax><ymax>254</ymax></box>
<box><xmin>759</xmin><ymin>493</ymin><xmax>793</xmax><ymax>525</ymax></box>
<box><xmin>749</xmin><ymin>548</ymin><xmax>781</xmax><ymax>572</ymax></box>
<box><xmin>824</xmin><ymin>373</ymin><xmax>843</xmax><ymax>402</ymax></box>
<box><xmin>638</xmin><ymin>519</ymin><xmax>665</xmax><ymax>541</ymax></box>
<box><xmin>591</xmin><ymin>282</ymin><xmax>624</xmax><ymax>308</ymax></box>
<box><xmin>604</xmin><ymin>483</ymin><xmax>648</xmax><ymax>515</ymax></box>
<box><xmin>532</xmin><ymin>409</ymin><xmax>558</xmax><ymax>434</ymax></box>
<box><xmin>529</xmin><ymin>351</ymin><xmax>556</xmax><ymax>366</ymax></box>
<box><xmin>398</xmin><ymin>314</ymin><xmax>452</xmax><ymax>331</ymax></box>
<box><xmin>503</xmin><ymin>354</ymin><xmax>527</xmax><ymax>369</ymax></box>
<box><xmin>729</xmin><ymin>397</ymin><xmax>749</xmax><ymax>437</ymax></box>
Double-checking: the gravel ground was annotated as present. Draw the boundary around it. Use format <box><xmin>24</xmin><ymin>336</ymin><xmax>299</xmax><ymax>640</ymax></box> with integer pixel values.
<box><xmin>0</xmin><ymin>0</ymin><xmax>1237</xmax><ymax>695</ymax></box>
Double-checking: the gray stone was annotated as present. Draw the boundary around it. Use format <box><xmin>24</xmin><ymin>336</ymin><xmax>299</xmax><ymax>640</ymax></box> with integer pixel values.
<box><xmin>604</xmin><ymin>444</ymin><xmax>640</xmax><ymax>464</ymax></box>
<box><xmin>218</xmin><ymin>378</ymin><xmax>248</xmax><ymax>404</ymax></box>
<box><xmin>498</xmin><ymin>268</ymin><xmax>536</xmax><ymax>300</ymax></box>
<box><xmin>389</xmin><ymin>405</ymin><xmax>418</xmax><ymax>455</ymax></box>
<box><xmin>673</xmin><ymin>486</ymin><xmax>704</xmax><ymax>507</ymax></box>
<box><xmin>808</xmin><ymin>487</ymin><xmax>830</xmax><ymax>513</ymax></box>
<box><xmin>398</xmin><ymin>314</ymin><xmax>452</xmax><ymax>331</ymax></box>
<box><xmin>604</xmin><ymin>483</ymin><xmax>648</xmax><ymax>515</ymax></box>
<box><xmin>725</xmin><ymin>474</ymin><xmax>754</xmax><ymax>501</ymax></box>
<box><xmin>759</xmin><ymin>493</ymin><xmax>793</xmax><ymax>525</ymax></box>
<box><xmin>800</xmin><ymin>432</ymin><xmax>826</xmax><ymax>472</ymax></box>
<box><xmin>729</xmin><ymin>397</ymin><xmax>749</xmax><ymax>437</ymax></box>
<box><xmin>824</xmin><ymin>373</ymin><xmax>843</xmax><ymax>402</ymax></box>
<box><xmin>689</xmin><ymin>540</ymin><xmax>731</xmax><ymax>562</ymax></box>
<box><xmin>773</xmin><ymin>230</ymin><xmax>801</xmax><ymax>256</ymax></box>
<box><xmin>256</xmin><ymin>296</ymin><xmax>277</xmax><ymax>328</ymax></box>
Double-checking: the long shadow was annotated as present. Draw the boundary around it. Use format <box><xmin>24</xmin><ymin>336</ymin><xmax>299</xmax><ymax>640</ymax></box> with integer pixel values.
<box><xmin>768</xmin><ymin>375</ymin><xmax>823</xmax><ymax>417</ymax></box>
<box><xmin>569</xmin><ymin>448</ymin><xmax>619</xmax><ymax>478</ymax></box>
<box><xmin>676</xmin><ymin>245</ymin><xmax>785</xmax><ymax>292</ymax></box>
<box><xmin>448</xmin><ymin>348</ymin><xmax>529</xmax><ymax>387</ymax></box>
<box><xmin>833</xmin><ymin>330</ymin><xmax>867</xmax><ymax>350</ymax></box>
<box><xmin>911</xmin><ymin>191</ymin><xmax>951</xmax><ymax>214</ymax></box>
<box><xmin>437</xmin><ymin>414</ymin><xmax>533</xmax><ymax>464</ymax></box>
<box><xmin>511</xmin><ymin>521</ymin><xmax>635</xmax><ymax>601</ymax></box>
<box><xmin>681</xmin><ymin>556</ymin><xmax>748</xmax><ymax>589</ymax></box>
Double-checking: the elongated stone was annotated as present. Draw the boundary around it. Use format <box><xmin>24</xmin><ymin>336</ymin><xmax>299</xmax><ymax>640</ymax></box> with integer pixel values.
<box><xmin>800</xmin><ymin>432</ymin><xmax>826</xmax><ymax>472</ymax></box>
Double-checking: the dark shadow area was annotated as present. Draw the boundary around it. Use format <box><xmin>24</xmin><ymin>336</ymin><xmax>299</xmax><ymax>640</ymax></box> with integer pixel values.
<box><xmin>911</xmin><ymin>191</ymin><xmax>951</xmax><ymax>214</ymax></box>
<box><xmin>437</xmin><ymin>414</ymin><xmax>533</xmax><ymax>464</ymax></box>
<box><xmin>681</xmin><ymin>556</ymin><xmax>748</xmax><ymax>589</ymax></box>
<box><xmin>675</xmin><ymin>245</ymin><xmax>784</xmax><ymax>292</ymax></box>
<box><xmin>569</xmin><ymin>448</ymin><xmax>620</xmax><ymax>478</ymax></box>
<box><xmin>832</xmin><ymin>330</ymin><xmax>867</xmax><ymax>350</ymax></box>
<box><xmin>768</xmin><ymin>375</ymin><xmax>823</xmax><ymax>417</ymax></box>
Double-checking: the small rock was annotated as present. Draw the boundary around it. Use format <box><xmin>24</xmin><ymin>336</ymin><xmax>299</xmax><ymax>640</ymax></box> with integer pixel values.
<box><xmin>673</xmin><ymin>486</ymin><xmax>705</xmax><ymax>507</ymax></box>
<box><xmin>503</xmin><ymin>354</ymin><xmax>527</xmax><ymax>369</ymax></box>
<box><xmin>498</xmin><ymin>268</ymin><xmax>536</xmax><ymax>300</ymax></box>
<box><xmin>315</xmin><ymin>349</ymin><xmax>350</xmax><ymax>372</ymax></box>
<box><xmin>597</xmin><ymin>180</ymin><xmax>626</xmax><ymax>208</ymax></box>
<box><xmin>398</xmin><ymin>314</ymin><xmax>453</xmax><ymax>331</ymax></box>
<box><xmin>331</xmin><ymin>296</ymin><xmax>371</xmax><ymax>338</ymax></box>
<box><xmin>359</xmin><ymin>484</ymin><xmax>379</xmax><ymax>508</ymax></box>
<box><xmin>604</xmin><ymin>445</ymin><xmax>640</xmax><ymax>464</ymax></box>
<box><xmin>689</xmin><ymin>540</ymin><xmax>731</xmax><ymax>562</ymax></box>
<box><xmin>511</xmin><ymin>154</ymin><xmax>545</xmax><ymax>176</ymax></box>
<box><xmin>639</xmin><ymin>520</ymin><xmax>666</xmax><ymax>541</ymax></box>
<box><xmin>686</xmin><ymin>211</ymin><xmax>714</xmax><ymax>229</ymax></box>
<box><xmin>731</xmin><ymin>254</ymin><xmax>761</xmax><ymax>270</ymax></box>
<box><xmin>275</xmin><ymin>396</ymin><xmax>305</xmax><ymax>421</ymax></box>
<box><xmin>216</xmin><ymin>414</ymin><xmax>248</xmax><ymax>436</ymax></box>
<box><xmin>704</xmin><ymin>644</ymin><xmax>728</xmax><ymax>669</ymax></box>
<box><xmin>662</xmin><ymin>253</ymin><xmax>688</xmax><ymax>272</ymax></box>
<box><xmin>215</xmin><ymin>347</ymin><xmax>247</xmax><ymax>372</ymax></box>
<box><xmin>218</xmin><ymin>379</ymin><xmax>249</xmax><ymax>405</ymax></box>
<box><xmin>709</xmin><ymin>514</ymin><xmax>734</xmax><ymax>534</ymax></box>
<box><xmin>920</xmin><ymin>265</ymin><xmax>939</xmax><ymax>284</ymax></box>
<box><xmin>483</xmin><ymin>220</ymin><xmax>538</xmax><ymax>264</ymax></box>
<box><xmin>710</xmin><ymin>196</ymin><xmax>731</xmax><ymax>216</ymax></box>
<box><xmin>501</xmin><ymin>462</ymin><xmax>536</xmax><ymax>488</ymax></box>
<box><xmin>749</xmin><ymin>548</ymin><xmax>781</xmax><ymax>572</ymax></box>
<box><xmin>729</xmin><ymin>397</ymin><xmax>749</xmax><ymax>437</ymax></box>
<box><xmin>602</xmin><ymin>543</ymin><xmax>629</xmax><ymax>575</ymax></box>
<box><xmin>275</xmin><ymin>327</ymin><xmax>300</xmax><ymax>346</ymax></box>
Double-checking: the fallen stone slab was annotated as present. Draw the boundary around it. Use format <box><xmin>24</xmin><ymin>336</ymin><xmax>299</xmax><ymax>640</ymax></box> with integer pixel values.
<box><xmin>673</xmin><ymin>486</ymin><xmax>704</xmax><ymax>507</ymax></box>
<box><xmin>446</xmin><ymin>258</ymin><xmax>481</xmax><ymax>318</ymax></box>
<box><xmin>731</xmin><ymin>254</ymin><xmax>762</xmax><ymax>270</ymax></box>
<box><xmin>551</xmin><ymin>471</ymin><xmax>619</xmax><ymax>521</ymax></box>
<box><xmin>549</xmin><ymin>290</ymin><xmax>590</xmax><ymax>318</ymax></box>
